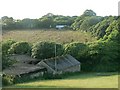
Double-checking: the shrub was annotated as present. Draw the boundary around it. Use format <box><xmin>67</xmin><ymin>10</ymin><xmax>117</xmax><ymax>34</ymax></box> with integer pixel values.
<box><xmin>2</xmin><ymin>40</ymin><xmax>16</xmax><ymax>54</ymax></box>
<box><xmin>8</xmin><ymin>41</ymin><xmax>31</xmax><ymax>54</ymax></box>
<box><xmin>2</xmin><ymin>53</ymin><xmax>16</xmax><ymax>69</ymax></box>
<box><xmin>64</xmin><ymin>42</ymin><xmax>87</xmax><ymax>59</ymax></box>
<box><xmin>2</xmin><ymin>74</ymin><xmax>14</xmax><ymax>86</ymax></box>
<box><xmin>31</xmin><ymin>41</ymin><xmax>64</xmax><ymax>59</ymax></box>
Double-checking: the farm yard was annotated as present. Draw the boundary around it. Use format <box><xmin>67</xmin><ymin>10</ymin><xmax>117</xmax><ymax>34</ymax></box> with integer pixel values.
<box><xmin>2</xmin><ymin>29</ymin><xmax>96</xmax><ymax>44</ymax></box>
<box><xmin>10</xmin><ymin>72</ymin><xmax>119</xmax><ymax>88</ymax></box>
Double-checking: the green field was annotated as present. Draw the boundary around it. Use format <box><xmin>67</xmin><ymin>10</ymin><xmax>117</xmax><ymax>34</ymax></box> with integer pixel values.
<box><xmin>2</xmin><ymin>29</ymin><xmax>96</xmax><ymax>43</ymax></box>
<box><xmin>10</xmin><ymin>72</ymin><xmax>118</xmax><ymax>88</ymax></box>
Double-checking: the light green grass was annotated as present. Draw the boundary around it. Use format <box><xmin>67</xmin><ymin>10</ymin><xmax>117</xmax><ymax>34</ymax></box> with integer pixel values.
<box><xmin>2</xmin><ymin>29</ymin><xmax>96</xmax><ymax>44</ymax></box>
<box><xmin>11</xmin><ymin>72</ymin><xmax>118</xmax><ymax>88</ymax></box>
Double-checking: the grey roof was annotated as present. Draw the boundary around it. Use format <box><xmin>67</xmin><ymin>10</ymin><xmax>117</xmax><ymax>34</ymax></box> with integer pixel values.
<box><xmin>3</xmin><ymin>54</ymin><xmax>44</xmax><ymax>76</ymax></box>
<box><xmin>10</xmin><ymin>54</ymin><xmax>39</xmax><ymax>64</ymax></box>
<box><xmin>3</xmin><ymin>63</ymin><xmax>45</xmax><ymax>75</ymax></box>
<box><xmin>4</xmin><ymin>54</ymin><xmax>80</xmax><ymax>75</ymax></box>
<box><xmin>40</xmin><ymin>54</ymin><xmax>80</xmax><ymax>71</ymax></box>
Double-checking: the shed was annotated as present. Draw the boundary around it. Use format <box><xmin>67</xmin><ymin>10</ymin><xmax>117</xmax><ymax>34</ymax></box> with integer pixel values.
<box><xmin>3</xmin><ymin>63</ymin><xmax>46</xmax><ymax>78</ymax></box>
<box><xmin>37</xmin><ymin>54</ymin><xmax>81</xmax><ymax>74</ymax></box>
<box><xmin>9</xmin><ymin>54</ymin><xmax>40</xmax><ymax>64</ymax></box>
<box><xmin>3</xmin><ymin>54</ymin><xmax>46</xmax><ymax>78</ymax></box>
<box><xmin>56</xmin><ymin>25</ymin><xmax>66</xmax><ymax>29</ymax></box>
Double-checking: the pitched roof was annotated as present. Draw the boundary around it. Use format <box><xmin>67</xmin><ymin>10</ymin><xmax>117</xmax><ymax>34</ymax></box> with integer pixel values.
<box><xmin>3</xmin><ymin>54</ymin><xmax>80</xmax><ymax>75</ymax></box>
<box><xmin>10</xmin><ymin>54</ymin><xmax>39</xmax><ymax>64</ymax></box>
<box><xmin>39</xmin><ymin>54</ymin><xmax>80</xmax><ymax>71</ymax></box>
<box><xmin>3</xmin><ymin>63</ymin><xmax>45</xmax><ymax>75</ymax></box>
<box><xmin>3</xmin><ymin>54</ymin><xmax>45</xmax><ymax>75</ymax></box>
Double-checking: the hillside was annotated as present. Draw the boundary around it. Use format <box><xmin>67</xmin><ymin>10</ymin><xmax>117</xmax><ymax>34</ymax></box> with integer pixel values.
<box><xmin>2</xmin><ymin>29</ymin><xmax>96</xmax><ymax>44</ymax></box>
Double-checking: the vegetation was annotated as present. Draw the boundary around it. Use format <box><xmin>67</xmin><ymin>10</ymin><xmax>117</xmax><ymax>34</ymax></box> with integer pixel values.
<box><xmin>2</xmin><ymin>13</ymin><xmax>76</xmax><ymax>30</ymax></box>
<box><xmin>8</xmin><ymin>41</ymin><xmax>31</xmax><ymax>54</ymax></box>
<box><xmin>2</xmin><ymin>74</ymin><xmax>14</xmax><ymax>86</ymax></box>
<box><xmin>2</xmin><ymin>40</ymin><xmax>16</xmax><ymax>69</ymax></box>
<box><xmin>32</xmin><ymin>41</ymin><xmax>63</xmax><ymax>59</ymax></box>
<box><xmin>2</xmin><ymin>29</ymin><xmax>95</xmax><ymax>44</ymax></box>
<box><xmin>2</xmin><ymin>40</ymin><xmax>16</xmax><ymax>54</ymax></box>
<box><xmin>64</xmin><ymin>42</ymin><xmax>88</xmax><ymax>60</ymax></box>
<box><xmin>12</xmin><ymin>72</ymin><xmax>118</xmax><ymax>88</ymax></box>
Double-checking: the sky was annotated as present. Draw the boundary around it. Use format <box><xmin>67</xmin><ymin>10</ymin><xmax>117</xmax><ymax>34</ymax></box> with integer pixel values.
<box><xmin>0</xmin><ymin>0</ymin><xmax>119</xmax><ymax>19</ymax></box>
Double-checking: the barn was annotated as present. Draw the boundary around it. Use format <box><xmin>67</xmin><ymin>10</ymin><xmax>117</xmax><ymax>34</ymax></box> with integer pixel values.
<box><xmin>3</xmin><ymin>63</ymin><xmax>46</xmax><ymax>78</ymax></box>
<box><xmin>3</xmin><ymin>54</ymin><xmax>81</xmax><ymax>77</ymax></box>
<box><xmin>3</xmin><ymin>55</ymin><xmax>46</xmax><ymax>78</ymax></box>
<box><xmin>37</xmin><ymin>54</ymin><xmax>81</xmax><ymax>74</ymax></box>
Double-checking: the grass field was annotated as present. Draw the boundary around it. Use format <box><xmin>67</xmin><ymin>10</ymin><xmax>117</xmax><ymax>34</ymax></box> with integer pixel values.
<box><xmin>10</xmin><ymin>72</ymin><xmax>119</xmax><ymax>88</ymax></box>
<box><xmin>2</xmin><ymin>29</ymin><xmax>96</xmax><ymax>43</ymax></box>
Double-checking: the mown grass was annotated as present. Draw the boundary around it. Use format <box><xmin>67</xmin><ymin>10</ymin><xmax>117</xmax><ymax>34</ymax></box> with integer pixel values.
<box><xmin>9</xmin><ymin>72</ymin><xmax>119</xmax><ymax>88</ymax></box>
<box><xmin>2</xmin><ymin>29</ymin><xmax>96</xmax><ymax>44</ymax></box>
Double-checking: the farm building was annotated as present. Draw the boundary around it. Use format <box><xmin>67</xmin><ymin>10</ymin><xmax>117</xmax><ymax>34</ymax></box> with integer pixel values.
<box><xmin>56</xmin><ymin>25</ymin><xmax>66</xmax><ymax>29</ymax></box>
<box><xmin>3</xmin><ymin>54</ymin><xmax>80</xmax><ymax>77</ymax></box>
<box><xmin>3</xmin><ymin>55</ymin><xmax>46</xmax><ymax>78</ymax></box>
<box><xmin>9</xmin><ymin>54</ymin><xmax>40</xmax><ymax>64</ymax></box>
<box><xmin>3</xmin><ymin>63</ymin><xmax>46</xmax><ymax>78</ymax></box>
<box><xmin>37</xmin><ymin>54</ymin><xmax>81</xmax><ymax>74</ymax></box>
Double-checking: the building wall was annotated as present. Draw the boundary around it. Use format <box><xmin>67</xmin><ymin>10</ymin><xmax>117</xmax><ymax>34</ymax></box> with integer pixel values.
<box><xmin>30</xmin><ymin>72</ymin><xmax>44</xmax><ymax>79</ymax></box>
<box><xmin>37</xmin><ymin>61</ymin><xmax>55</xmax><ymax>73</ymax></box>
<box><xmin>38</xmin><ymin>61</ymin><xmax>81</xmax><ymax>74</ymax></box>
<box><xmin>62</xmin><ymin>65</ymin><xmax>80</xmax><ymax>73</ymax></box>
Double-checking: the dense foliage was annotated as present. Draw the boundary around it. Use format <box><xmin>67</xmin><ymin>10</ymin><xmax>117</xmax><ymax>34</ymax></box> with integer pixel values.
<box><xmin>2</xmin><ymin>40</ymin><xmax>16</xmax><ymax>54</ymax></box>
<box><xmin>2</xmin><ymin>13</ymin><xmax>76</xmax><ymax>30</ymax></box>
<box><xmin>64</xmin><ymin>42</ymin><xmax>88</xmax><ymax>60</ymax></box>
<box><xmin>2</xmin><ymin>40</ymin><xmax>16</xmax><ymax>69</ymax></box>
<box><xmin>2</xmin><ymin>74</ymin><xmax>14</xmax><ymax>86</ymax></box>
<box><xmin>8</xmin><ymin>41</ymin><xmax>31</xmax><ymax>54</ymax></box>
<box><xmin>31</xmin><ymin>41</ymin><xmax>64</xmax><ymax>59</ymax></box>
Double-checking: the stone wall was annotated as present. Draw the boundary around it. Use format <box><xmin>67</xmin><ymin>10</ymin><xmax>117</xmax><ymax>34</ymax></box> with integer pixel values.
<box><xmin>62</xmin><ymin>65</ymin><xmax>80</xmax><ymax>73</ymax></box>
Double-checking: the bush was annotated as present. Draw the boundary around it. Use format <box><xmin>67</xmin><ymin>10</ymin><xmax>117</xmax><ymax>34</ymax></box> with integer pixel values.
<box><xmin>86</xmin><ymin>41</ymin><xmax>119</xmax><ymax>72</ymax></box>
<box><xmin>2</xmin><ymin>53</ymin><xmax>15</xmax><ymax>69</ymax></box>
<box><xmin>31</xmin><ymin>41</ymin><xmax>64</xmax><ymax>59</ymax></box>
<box><xmin>2</xmin><ymin>74</ymin><xmax>14</xmax><ymax>86</ymax></box>
<box><xmin>64</xmin><ymin>42</ymin><xmax>87</xmax><ymax>59</ymax></box>
<box><xmin>8</xmin><ymin>41</ymin><xmax>31</xmax><ymax>54</ymax></box>
<box><xmin>2</xmin><ymin>40</ymin><xmax>16</xmax><ymax>54</ymax></box>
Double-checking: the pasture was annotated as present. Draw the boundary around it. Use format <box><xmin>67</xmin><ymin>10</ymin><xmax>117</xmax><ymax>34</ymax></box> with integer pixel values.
<box><xmin>2</xmin><ymin>29</ymin><xmax>96</xmax><ymax>43</ymax></box>
<box><xmin>10</xmin><ymin>72</ymin><xmax>119</xmax><ymax>88</ymax></box>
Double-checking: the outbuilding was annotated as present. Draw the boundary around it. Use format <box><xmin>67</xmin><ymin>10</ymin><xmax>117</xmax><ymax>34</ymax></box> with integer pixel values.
<box><xmin>37</xmin><ymin>54</ymin><xmax>81</xmax><ymax>74</ymax></box>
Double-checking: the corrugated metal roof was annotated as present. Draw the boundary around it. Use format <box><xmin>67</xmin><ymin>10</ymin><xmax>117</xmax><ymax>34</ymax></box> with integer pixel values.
<box><xmin>3</xmin><ymin>63</ymin><xmax>45</xmax><ymax>75</ymax></box>
<box><xmin>39</xmin><ymin>54</ymin><xmax>80</xmax><ymax>71</ymax></box>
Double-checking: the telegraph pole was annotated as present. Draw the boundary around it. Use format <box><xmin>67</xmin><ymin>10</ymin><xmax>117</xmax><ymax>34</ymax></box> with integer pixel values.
<box><xmin>55</xmin><ymin>44</ymin><xmax>57</xmax><ymax>72</ymax></box>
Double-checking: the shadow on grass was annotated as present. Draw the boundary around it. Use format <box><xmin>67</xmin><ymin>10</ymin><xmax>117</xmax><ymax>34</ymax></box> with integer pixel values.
<box><xmin>62</xmin><ymin>72</ymin><xmax>118</xmax><ymax>80</ymax></box>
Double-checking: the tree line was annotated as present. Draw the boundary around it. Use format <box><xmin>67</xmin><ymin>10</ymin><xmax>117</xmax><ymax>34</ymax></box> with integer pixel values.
<box><xmin>1</xmin><ymin>13</ymin><xmax>76</xmax><ymax>30</ymax></box>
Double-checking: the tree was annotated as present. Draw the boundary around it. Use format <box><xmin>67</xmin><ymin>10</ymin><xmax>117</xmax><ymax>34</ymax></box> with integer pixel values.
<box><xmin>2</xmin><ymin>40</ymin><xmax>16</xmax><ymax>54</ymax></box>
<box><xmin>64</xmin><ymin>42</ymin><xmax>87</xmax><ymax>60</ymax></box>
<box><xmin>39</xmin><ymin>17</ymin><xmax>55</xmax><ymax>28</ymax></box>
<box><xmin>83</xmin><ymin>9</ymin><xmax>96</xmax><ymax>16</ymax></box>
<box><xmin>2</xmin><ymin>16</ymin><xmax>15</xmax><ymax>30</ymax></box>
<box><xmin>80</xmin><ymin>16</ymin><xmax>102</xmax><ymax>31</ymax></box>
<box><xmin>31</xmin><ymin>42</ymin><xmax>64</xmax><ymax>59</ymax></box>
<box><xmin>2</xmin><ymin>40</ymin><xmax>16</xmax><ymax>69</ymax></box>
<box><xmin>8</xmin><ymin>41</ymin><xmax>31</xmax><ymax>54</ymax></box>
<box><xmin>87</xmin><ymin>40</ymin><xmax>119</xmax><ymax>72</ymax></box>
<box><xmin>71</xmin><ymin>10</ymin><xmax>98</xmax><ymax>31</ymax></box>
